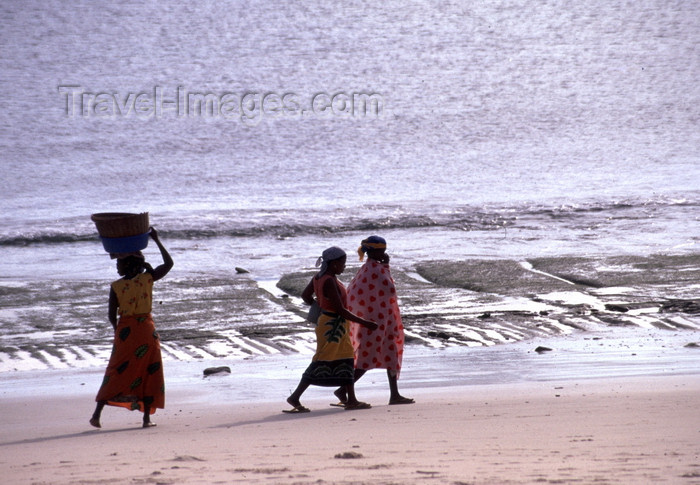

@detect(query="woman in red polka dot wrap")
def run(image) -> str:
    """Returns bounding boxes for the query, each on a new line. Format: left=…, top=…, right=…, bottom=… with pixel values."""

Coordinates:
left=342, top=236, right=414, bottom=405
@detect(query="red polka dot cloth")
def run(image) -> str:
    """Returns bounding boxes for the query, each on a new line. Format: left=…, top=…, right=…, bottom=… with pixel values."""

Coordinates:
left=346, top=259, right=405, bottom=378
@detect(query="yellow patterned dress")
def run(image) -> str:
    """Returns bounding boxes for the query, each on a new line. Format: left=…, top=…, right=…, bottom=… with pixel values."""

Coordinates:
left=301, top=273, right=355, bottom=386
left=95, top=272, right=165, bottom=413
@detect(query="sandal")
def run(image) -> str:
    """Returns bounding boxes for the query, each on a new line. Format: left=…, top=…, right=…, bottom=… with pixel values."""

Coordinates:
left=282, top=405, right=311, bottom=414
left=344, top=401, right=372, bottom=410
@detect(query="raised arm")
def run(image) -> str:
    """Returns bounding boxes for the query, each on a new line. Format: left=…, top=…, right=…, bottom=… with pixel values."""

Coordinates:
left=148, top=227, right=173, bottom=282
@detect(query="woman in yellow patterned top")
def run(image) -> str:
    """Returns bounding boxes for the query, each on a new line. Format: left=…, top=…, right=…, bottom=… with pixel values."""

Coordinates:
left=285, top=247, right=378, bottom=413
left=90, top=227, right=173, bottom=429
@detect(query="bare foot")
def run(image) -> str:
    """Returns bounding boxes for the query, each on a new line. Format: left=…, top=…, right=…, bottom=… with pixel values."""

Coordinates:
left=89, top=417, right=101, bottom=428
left=389, top=395, right=415, bottom=405
left=286, top=396, right=302, bottom=408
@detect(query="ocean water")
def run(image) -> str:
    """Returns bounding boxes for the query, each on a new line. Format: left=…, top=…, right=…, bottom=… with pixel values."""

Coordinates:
left=1, top=1, right=699, bottom=372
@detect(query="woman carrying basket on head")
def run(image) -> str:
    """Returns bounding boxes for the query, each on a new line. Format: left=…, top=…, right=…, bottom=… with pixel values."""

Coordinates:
left=90, top=228, right=173, bottom=429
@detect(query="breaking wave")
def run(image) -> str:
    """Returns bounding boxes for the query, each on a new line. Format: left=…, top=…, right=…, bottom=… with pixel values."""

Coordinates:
left=1, top=195, right=697, bottom=247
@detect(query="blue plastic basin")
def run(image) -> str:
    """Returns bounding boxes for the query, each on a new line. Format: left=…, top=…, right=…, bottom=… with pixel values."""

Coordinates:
left=100, top=232, right=150, bottom=253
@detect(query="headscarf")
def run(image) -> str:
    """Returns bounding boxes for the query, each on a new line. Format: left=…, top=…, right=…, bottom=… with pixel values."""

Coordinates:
left=315, top=246, right=346, bottom=278
left=357, top=235, right=387, bottom=261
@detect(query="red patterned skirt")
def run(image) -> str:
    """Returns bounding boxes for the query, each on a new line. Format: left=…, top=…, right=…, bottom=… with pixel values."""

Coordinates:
left=95, top=314, right=165, bottom=413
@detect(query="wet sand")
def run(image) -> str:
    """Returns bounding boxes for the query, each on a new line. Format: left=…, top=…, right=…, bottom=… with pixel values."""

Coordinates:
left=1, top=329, right=699, bottom=485
left=1, top=253, right=699, bottom=483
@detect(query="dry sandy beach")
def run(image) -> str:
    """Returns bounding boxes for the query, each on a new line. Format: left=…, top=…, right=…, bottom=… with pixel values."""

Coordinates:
left=2, top=328, right=699, bottom=485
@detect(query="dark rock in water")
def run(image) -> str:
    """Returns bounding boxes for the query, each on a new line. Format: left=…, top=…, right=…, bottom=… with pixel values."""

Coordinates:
left=659, top=300, right=700, bottom=314
left=477, top=312, right=491, bottom=319
left=539, top=310, right=549, bottom=316
left=606, top=319, right=633, bottom=326
left=567, top=277, right=605, bottom=288
left=277, top=270, right=317, bottom=297
left=573, top=304, right=593, bottom=315
left=235, top=267, right=250, bottom=274
left=535, top=346, right=552, bottom=353
left=415, top=259, right=574, bottom=295
left=404, top=334, right=422, bottom=344
left=203, top=366, right=231, bottom=376
left=605, top=304, right=629, bottom=313
left=335, top=451, right=363, bottom=459
left=685, top=342, right=699, bottom=348
left=428, top=331, right=451, bottom=340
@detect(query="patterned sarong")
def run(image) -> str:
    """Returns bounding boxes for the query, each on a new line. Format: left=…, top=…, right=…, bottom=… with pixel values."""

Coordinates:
left=347, top=259, right=405, bottom=377
left=302, top=312, right=355, bottom=387
left=95, top=313, right=165, bottom=413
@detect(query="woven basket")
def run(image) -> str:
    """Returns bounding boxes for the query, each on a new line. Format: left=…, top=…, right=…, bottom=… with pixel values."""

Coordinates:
left=91, top=212, right=150, bottom=238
